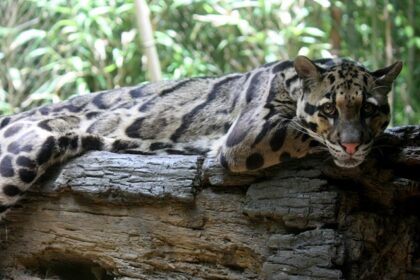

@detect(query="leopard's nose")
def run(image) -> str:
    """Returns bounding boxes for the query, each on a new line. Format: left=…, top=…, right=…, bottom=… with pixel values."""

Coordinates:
left=341, top=143, right=359, bottom=155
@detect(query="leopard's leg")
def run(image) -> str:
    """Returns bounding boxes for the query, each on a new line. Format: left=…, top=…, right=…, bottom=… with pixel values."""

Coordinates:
left=0, top=120, right=105, bottom=216
left=217, top=110, right=319, bottom=172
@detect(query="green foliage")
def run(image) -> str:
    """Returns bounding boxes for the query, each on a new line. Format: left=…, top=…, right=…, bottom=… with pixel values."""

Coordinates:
left=0, top=0, right=141, bottom=112
left=0, top=0, right=418, bottom=124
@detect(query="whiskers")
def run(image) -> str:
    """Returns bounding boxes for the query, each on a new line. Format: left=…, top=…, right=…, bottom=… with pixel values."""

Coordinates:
left=310, top=146, right=329, bottom=152
left=289, top=118, right=326, bottom=145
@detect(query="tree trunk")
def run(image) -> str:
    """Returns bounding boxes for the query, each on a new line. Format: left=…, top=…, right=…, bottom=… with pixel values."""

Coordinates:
left=0, top=126, right=419, bottom=280
left=329, top=3, right=341, bottom=56
left=135, top=0, right=162, bottom=82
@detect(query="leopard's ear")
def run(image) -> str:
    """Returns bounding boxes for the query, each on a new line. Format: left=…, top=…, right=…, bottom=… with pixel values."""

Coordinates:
left=371, top=61, right=402, bottom=95
left=294, top=56, right=322, bottom=81
left=372, top=61, right=403, bottom=85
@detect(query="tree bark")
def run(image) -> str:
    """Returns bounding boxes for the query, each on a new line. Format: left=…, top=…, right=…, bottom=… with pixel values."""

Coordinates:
left=329, top=3, right=341, bottom=56
left=135, top=0, right=162, bottom=82
left=0, top=126, right=419, bottom=280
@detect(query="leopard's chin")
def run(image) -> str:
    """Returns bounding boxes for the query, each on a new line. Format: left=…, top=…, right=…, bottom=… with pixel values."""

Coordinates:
left=333, top=158, right=364, bottom=168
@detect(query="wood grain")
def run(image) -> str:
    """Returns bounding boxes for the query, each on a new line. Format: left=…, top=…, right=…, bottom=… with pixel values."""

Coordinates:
left=1, top=126, right=419, bottom=280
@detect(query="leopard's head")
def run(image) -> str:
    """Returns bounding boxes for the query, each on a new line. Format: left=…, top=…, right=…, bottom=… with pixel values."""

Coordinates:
left=294, top=56, right=402, bottom=168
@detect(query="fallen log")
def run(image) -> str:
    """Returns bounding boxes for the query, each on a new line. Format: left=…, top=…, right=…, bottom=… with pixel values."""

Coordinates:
left=0, top=126, right=419, bottom=280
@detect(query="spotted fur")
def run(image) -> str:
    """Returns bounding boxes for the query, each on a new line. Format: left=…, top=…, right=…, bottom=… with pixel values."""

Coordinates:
left=0, top=56, right=402, bottom=215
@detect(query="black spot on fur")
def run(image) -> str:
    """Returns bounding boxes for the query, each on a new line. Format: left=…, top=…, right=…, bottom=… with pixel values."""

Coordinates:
left=17, top=156, right=36, bottom=169
left=301, top=133, right=310, bottom=142
left=272, top=60, right=293, bottom=73
left=220, top=153, right=229, bottom=170
left=226, top=126, right=249, bottom=147
left=301, top=80, right=312, bottom=94
left=38, top=120, right=52, bottom=131
left=302, top=120, right=318, bottom=132
left=230, top=73, right=250, bottom=113
left=0, top=204, right=10, bottom=213
left=285, top=75, right=299, bottom=88
left=253, top=122, right=271, bottom=147
left=69, top=136, right=79, bottom=150
left=112, top=140, right=137, bottom=151
left=86, top=112, right=100, bottom=119
left=125, top=150, right=155, bottom=155
left=125, top=117, right=145, bottom=138
left=92, top=92, right=108, bottom=109
left=51, top=105, right=65, bottom=113
left=223, top=123, right=231, bottom=133
left=246, top=71, right=263, bottom=103
left=308, top=122, right=318, bottom=131
left=160, top=80, right=192, bottom=96
left=309, top=140, right=319, bottom=147
left=267, top=76, right=283, bottom=103
left=58, top=136, right=72, bottom=151
left=166, top=146, right=207, bottom=155
left=7, top=142, right=32, bottom=154
left=129, top=87, right=145, bottom=98
left=0, top=155, right=14, bottom=177
left=139, top=80, right=192, bottom=112
left=39, top=106, right=50, bottom=115
left=138, top=96, right=158, bottom=112
left=4, top=123, right=23, bottom=137
left=270, top=126, right=288, bottom=151
left=304, top=103, right=317, bottom=115
left=150, top=142, right=173, bottom=151
left=280, top=152, right=291, bottom=162
left=327, top=74, right=335, bottom=84
left=63, top=104, right=83, bottom=113
left=111, top=140, right=127, bottom=151
left=82, top=136, right=103, bottom=150
left=171, top=75, right=242, bottom=142
left=0, top=117, right=11, bottom=129
left=246, top=153, right=264, bottom=170
left=185, top=146, right=208, bottom=155
left=163, top=149, right=187, bottom=155
left=3, top=185, right=21, bottom=196
left=363, top=75, right=368, bottom=85
left=19, top=169, right=37, bottom=183
left=36, top=136, right=56, bottom=165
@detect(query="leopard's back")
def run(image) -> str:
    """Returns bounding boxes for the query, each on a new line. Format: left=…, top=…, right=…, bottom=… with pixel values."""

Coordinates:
left=0, top=56, right=401, bottom=215
left=0, top=73, right=252, bottom=156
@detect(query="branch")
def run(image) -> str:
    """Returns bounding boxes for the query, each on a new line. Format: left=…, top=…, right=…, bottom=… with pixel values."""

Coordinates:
left=0, top=126, right=419, bottom=280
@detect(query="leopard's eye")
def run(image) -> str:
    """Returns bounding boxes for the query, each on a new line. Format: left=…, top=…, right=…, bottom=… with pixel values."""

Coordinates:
left=363, top=103, right=377, bottom=116
left=320, top=102, right=336, bottom=117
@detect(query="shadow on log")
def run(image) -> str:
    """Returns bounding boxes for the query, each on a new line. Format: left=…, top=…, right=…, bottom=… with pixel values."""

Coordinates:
left=0, top=126, right=419, bottom=280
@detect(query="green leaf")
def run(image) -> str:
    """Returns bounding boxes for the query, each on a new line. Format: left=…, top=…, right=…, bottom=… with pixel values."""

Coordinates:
left=8, top=68, right=22, bottom=91
left=90, top=6, right=111, bottom=17
left=27, top=48, right=50, bottom=60
left=10, top=29, right=46, bottom=50
left=304, top=27, right=325, bottom=37
left=0, top=101, right=12, bottom=115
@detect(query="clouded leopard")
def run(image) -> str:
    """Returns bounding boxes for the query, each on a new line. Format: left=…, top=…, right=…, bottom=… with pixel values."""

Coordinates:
left=0, top=56, right=402, bottom=215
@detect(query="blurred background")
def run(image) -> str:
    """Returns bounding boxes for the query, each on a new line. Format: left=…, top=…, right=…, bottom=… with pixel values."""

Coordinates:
left=0, top=0, right=418, bottom=125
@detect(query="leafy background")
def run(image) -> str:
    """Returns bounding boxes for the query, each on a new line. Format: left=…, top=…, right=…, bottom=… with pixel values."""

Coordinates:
left=0, top=0, right=418, bottom=125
